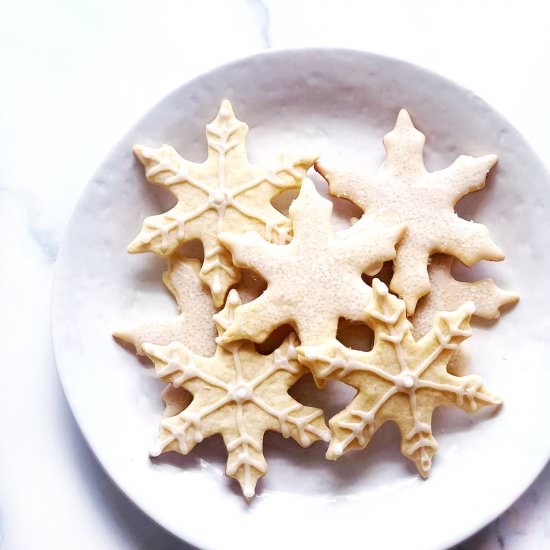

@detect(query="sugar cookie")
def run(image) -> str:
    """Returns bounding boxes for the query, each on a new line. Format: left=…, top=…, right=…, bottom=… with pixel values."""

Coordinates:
left=113, top=255, right=216, bottom=356
left=298, top=279, right=501, bottom=477
left=412, top=255, right=519, bottom=337
left=316, top=109, right=504, bottom=314
left=129, top=100, right=316, bottom=307
left=219, top=179, right=405, bottom=346
left=142, top=290, right=330, bottom=498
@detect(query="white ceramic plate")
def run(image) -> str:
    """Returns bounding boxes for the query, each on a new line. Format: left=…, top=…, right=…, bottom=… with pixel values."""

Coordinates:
left=52, top=49, right=550, bottom=550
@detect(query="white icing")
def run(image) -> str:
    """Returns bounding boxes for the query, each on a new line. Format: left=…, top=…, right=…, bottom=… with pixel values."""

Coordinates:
left=396, top=373, right=415, bottom=389
left=136, top=107, right=302, bottom=268
left=146, top=325, right=329, bottom=496
left=303, top=280, right=498, bottom=472
left=208, top=189, right=230, bottom=208
left=227, top=380, right=254, bottom=403
left=202, top=246, right=237, bottom=280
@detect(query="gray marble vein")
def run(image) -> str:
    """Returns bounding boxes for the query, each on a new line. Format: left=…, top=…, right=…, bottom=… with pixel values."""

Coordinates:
left=246, top=0, right=272, bottom=48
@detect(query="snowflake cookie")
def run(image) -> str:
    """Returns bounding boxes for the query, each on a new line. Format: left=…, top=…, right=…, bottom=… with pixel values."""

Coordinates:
left=113, top=255, right=216, bottom=356
left=298, top=279, right=501, bottom=477
left=129, top=100, right=317, bottom=307
left=218, top=179, right=405, bottom=346
left=412, top=255, right=519, bottom=338
left=316, top=109, right=504, bottom=314
left=142, top=290, right=330, bottom=498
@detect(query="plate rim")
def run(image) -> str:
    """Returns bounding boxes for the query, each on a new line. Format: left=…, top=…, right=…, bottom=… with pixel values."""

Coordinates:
left=51, top=46, right=550, bottom=550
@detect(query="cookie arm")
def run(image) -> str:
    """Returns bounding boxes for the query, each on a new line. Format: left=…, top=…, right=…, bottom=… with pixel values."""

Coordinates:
left=272, top=152, right=319, bottom=189
left=340, top=220, right=406, bottom=276
left=134, top=144, right=193, bottom=187
left=390, top=238, right=431, bottom=315
left=315, top=161, right=370, bottom=207
left=436, top=154, right=497, bottom=204
left=438, top=214, right=504, bottom=265
left=219, top=231, right=284, bottom=278
left=219, top=291, right=290, bottom=344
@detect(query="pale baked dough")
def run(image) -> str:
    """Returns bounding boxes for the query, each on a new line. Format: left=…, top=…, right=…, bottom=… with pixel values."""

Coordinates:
left=130, top=100, right=316, bottom=306
left=299, top=280, right=501, bottom=476
left=142, top=290, right=330, bottom=498
left=317, top=110, right=504, bottom=314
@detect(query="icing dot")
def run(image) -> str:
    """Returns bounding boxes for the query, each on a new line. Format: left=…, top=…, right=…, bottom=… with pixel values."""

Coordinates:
left=236, top=387, right=248, bottom=400
left=229, top=383, right=253, bottom=403
left=209, top=189, right=229, bottom=207
left=395, top=373, right=416, bottom=390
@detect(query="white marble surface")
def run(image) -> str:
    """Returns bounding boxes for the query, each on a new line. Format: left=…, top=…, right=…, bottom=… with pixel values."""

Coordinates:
left=0, top=1, right=548, bottom=548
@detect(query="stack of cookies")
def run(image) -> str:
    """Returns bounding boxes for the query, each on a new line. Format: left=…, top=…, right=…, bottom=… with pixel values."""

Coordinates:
left=115, top=100, right=518, bottom=498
